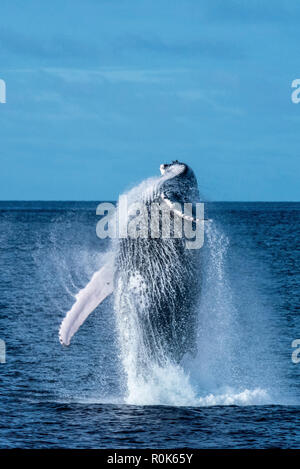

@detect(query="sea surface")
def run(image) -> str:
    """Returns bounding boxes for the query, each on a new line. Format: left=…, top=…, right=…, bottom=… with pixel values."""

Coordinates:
left=0, top=201, right=299, bottom=448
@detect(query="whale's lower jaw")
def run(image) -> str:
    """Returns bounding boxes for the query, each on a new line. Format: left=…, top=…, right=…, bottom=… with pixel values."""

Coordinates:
left=114, top=237, right=200, bottom=366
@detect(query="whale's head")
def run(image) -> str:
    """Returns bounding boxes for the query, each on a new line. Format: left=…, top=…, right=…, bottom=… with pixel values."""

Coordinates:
left=158, top=160, right=199, bottom=203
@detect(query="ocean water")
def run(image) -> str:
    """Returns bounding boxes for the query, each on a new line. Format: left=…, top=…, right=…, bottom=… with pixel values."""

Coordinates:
left=0, top=201, right=299, bottom=448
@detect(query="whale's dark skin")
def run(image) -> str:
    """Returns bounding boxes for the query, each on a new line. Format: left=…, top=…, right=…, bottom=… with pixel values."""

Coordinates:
left=114, top=162, right=201, bottom=366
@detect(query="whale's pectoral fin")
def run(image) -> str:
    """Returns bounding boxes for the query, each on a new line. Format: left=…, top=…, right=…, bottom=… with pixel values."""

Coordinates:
left=160, top=193, right=209, bottom=222
left=160, top=193, right=200, bottom=222
left=59, top=263, right=114, bottom=346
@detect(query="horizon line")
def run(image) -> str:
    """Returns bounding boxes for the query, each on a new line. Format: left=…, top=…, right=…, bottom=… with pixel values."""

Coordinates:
left=0, top=200, right=299, bottom=204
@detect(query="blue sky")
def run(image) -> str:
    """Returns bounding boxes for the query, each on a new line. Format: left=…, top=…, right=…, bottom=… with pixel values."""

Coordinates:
left=0, top=0, right=300, bottom=200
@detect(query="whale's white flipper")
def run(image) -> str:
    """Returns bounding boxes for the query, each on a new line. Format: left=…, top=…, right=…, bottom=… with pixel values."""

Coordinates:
left=59, top=263, right=114, bottom=346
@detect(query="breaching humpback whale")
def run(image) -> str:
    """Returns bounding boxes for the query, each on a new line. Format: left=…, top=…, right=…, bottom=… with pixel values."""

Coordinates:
left=59, top=161, right=202, bottom=365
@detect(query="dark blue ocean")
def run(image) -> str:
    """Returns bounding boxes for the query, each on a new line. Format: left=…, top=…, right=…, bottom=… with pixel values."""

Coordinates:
left=0, top=201, right=299, bottom=448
